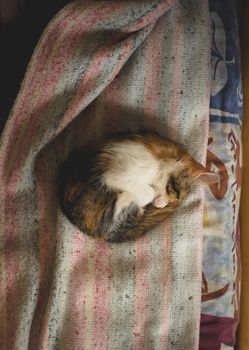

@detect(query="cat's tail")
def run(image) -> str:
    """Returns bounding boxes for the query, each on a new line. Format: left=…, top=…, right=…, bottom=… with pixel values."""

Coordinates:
left=106, top=201, right=180, bottom=243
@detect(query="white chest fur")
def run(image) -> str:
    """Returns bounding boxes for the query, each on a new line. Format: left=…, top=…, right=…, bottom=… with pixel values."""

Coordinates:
left=102, top=141, right=176, bottom=213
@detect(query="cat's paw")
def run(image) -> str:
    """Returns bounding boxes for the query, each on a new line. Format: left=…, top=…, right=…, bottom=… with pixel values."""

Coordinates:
left=153, top=196, right=168, bottom=208
left=138, top=207, right=144, bottom=216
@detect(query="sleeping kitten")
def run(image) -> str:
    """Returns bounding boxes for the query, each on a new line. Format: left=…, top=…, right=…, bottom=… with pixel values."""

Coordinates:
left=58, top=131, right=219, bottom=242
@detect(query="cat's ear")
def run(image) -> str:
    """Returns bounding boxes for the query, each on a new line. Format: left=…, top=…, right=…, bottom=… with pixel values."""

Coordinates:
left=192, top=171, right=220, bottom=184
left=190, top=161, right=220, bottom=184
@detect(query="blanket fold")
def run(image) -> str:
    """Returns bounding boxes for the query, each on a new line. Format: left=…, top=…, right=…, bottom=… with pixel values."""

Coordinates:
left=0, top=1, right=211, bottom=349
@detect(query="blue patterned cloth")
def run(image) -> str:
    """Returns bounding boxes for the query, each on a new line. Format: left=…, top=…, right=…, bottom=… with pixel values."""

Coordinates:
left=200, top=1, right=242, bottom=349
left=210, top=0, right=242, bottom=123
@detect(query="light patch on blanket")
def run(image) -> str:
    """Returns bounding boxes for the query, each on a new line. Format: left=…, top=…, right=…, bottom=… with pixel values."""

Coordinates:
left=221, top=344, right=234, bottom=350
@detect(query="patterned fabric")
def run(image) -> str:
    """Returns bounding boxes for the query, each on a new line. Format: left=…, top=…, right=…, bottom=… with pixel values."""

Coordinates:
left=200, top=1, right=242, bottom=349
left=0, top=1, right=211, bottom=349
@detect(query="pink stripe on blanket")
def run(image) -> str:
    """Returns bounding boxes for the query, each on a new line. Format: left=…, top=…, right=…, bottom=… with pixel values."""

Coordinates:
left=143, top=16, right=164, bottom=128
left=134, top=235, right=150, bottom=350
left=92, top=241, right=110, bottom=349
left=4, top=193, right=18, bottom=350
left=27, top=155, right=58, bottom=350
left=159, top=223, right=173, bottom=347
left=169, top=2, right=182, bottom=141
left=63, top=232, right=89, bottom=350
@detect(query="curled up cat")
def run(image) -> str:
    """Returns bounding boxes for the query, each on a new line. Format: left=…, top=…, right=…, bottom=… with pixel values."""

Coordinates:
left=58, top=130, right=219, bottom=243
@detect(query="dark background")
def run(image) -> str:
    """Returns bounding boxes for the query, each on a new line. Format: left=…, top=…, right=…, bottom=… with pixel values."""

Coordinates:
left=0, top=0, right=71, bottom=133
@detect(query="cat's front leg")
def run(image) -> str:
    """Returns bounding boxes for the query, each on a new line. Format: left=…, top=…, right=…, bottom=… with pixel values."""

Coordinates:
left=132, top=184, right=156, bottom=208
left=114, top=184, right=155, bottom=218
left=114, top=192, right=137, bottom=218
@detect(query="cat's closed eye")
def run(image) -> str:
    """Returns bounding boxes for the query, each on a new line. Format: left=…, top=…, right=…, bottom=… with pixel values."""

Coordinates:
left=170, top=176, right=180, bottom=199
left=166, top=176, right=181, bottom=199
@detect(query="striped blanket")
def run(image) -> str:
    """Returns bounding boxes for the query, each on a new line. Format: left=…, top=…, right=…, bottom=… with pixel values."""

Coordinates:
left=0, top=1, right=211, bottom=349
